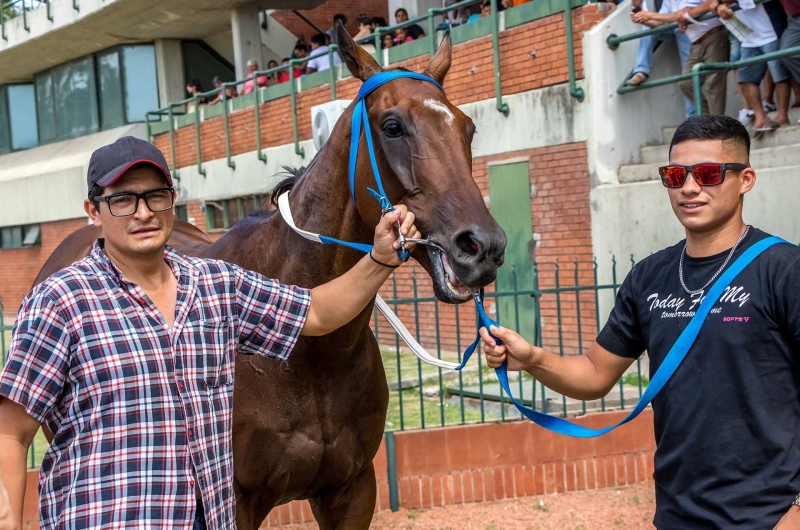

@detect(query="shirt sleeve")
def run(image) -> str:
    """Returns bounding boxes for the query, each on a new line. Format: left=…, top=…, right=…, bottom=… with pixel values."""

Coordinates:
left=774, top=256, right=800, bottom=349
left=596, top=268, right=647, bottom=359
left=234, top=266, right=311, bottom=360
left=0, top=292, right=71, bottom=424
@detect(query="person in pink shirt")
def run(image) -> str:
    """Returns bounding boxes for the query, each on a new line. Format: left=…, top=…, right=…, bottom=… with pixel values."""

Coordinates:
left=242, top=59, right=268, bottom=95
left=394, top=27, right=413, bottom=44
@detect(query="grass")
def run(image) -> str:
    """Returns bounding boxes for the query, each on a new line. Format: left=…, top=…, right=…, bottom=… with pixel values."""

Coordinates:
left=381, top=349, right=447, bottom=385
left=385, top=385, right=491, bottom=431
left=621, top=372, right=649, bottom=388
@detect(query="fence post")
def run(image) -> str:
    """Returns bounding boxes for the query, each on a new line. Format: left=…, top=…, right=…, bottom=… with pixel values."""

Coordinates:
left=46, top=0, right=53, bottom=22
left=222, top=84, right=236, bottom=169
left=22, top=2, right=29, bottom=32
left=73, top=0, right=79, bottom=12
left=253, top=77, right=267, bottom=164
left=490, top=0, right=510, bottom=115
left=289, top=63, right=305, bottom=158
left=167, top=105, right=179, bottom=182
left=194, top=95, right=206, bottom=177
left=692, top=63, right=704, bottom=116
left=385, top=432, right=400, bottom=512
left=328, top=45, right=338, bottom=100
left=564, top=0, right=585, bottom=101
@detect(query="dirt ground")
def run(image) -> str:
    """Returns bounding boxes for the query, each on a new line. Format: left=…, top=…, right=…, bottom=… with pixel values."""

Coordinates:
left=283, top=483, right=656, bottom=530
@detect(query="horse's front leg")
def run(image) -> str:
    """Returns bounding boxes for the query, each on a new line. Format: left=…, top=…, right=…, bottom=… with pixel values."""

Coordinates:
left=309, top=462, right=377, bottom=530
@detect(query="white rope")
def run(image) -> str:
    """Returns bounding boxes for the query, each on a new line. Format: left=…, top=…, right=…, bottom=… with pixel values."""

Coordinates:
left=277, top=192, right=460, bottom=370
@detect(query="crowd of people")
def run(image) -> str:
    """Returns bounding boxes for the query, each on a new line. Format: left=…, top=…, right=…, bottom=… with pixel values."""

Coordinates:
left=627, top=0, right=800, bottom=132
left=183, top=1, right=531, bottom=110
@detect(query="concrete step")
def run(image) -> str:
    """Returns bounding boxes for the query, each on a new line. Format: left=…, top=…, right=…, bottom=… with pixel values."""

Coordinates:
left=620, top=143, right=800, bottom=184
left=661, top=107, right=800, bottom=144
left=643, top=124, right=800, bottom=165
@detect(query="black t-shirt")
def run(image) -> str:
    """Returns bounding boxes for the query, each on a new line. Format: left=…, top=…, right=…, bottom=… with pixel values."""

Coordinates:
left=406, top=23, right=426, bottom=39
left=597, top=228, right=800, bottom=529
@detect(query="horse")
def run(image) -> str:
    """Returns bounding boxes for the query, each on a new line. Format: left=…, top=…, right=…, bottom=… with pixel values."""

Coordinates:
left=32, top=24, right=507, bottom=529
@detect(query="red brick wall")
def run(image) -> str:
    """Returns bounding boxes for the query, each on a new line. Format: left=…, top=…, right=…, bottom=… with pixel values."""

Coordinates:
left=0, top=217, right=89, bottom=316
left=152, top=4, right=611, bottom=169
left=271, top=0, right=389, bottom=41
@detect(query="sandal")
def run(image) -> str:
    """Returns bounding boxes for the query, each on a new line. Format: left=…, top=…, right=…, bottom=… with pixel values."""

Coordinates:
left=754, top=120, right=780, bottom=132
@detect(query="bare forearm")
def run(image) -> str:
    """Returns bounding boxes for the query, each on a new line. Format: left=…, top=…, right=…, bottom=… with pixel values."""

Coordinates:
left=305, top=255, right=392, bottom=336
left=0, top=437, right=29, bottom=527
left=525, top=349, right=621, bottom=401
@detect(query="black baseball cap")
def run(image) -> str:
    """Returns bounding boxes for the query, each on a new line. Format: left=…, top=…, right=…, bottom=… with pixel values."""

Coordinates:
left=87, top=136, right=172, bottom=193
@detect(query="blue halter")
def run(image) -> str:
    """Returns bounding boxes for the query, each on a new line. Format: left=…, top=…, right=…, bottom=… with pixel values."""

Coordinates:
left=313, top=71, right=444, bottom=261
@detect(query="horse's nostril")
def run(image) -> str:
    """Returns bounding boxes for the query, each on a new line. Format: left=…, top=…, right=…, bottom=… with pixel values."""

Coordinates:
left=454, top=230, right=483, bottom=257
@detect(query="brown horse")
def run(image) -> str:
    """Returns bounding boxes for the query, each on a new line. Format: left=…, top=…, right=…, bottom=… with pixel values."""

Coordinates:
left=33, top=25, right=506, bottom=529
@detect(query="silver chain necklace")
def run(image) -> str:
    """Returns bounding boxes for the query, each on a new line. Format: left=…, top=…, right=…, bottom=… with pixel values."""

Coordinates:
left=679, top=225, right=750, bottom=295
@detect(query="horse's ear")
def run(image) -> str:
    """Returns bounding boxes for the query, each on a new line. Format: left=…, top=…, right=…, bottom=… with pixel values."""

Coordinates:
left=336, top=20, right=382, bottom=82
left=423, top=32, right=452, bottom=85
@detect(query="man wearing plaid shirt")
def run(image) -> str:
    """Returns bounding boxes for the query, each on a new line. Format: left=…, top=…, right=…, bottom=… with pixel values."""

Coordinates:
left=0, top=136, right=422, bottom=530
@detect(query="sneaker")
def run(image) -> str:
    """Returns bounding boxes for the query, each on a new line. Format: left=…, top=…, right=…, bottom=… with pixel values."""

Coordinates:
left=763, top=100, right=777, bottom=112
left=738, top=108, right=754, bottom=125
left=626, top=72, right=649, bottom=86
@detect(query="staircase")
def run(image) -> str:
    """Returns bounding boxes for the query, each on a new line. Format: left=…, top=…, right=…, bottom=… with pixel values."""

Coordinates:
left=619, top=109, right=800, bottom=184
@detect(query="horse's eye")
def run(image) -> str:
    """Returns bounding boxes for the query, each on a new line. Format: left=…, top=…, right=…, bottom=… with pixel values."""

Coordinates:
left=382, top=120, right=403, bottom=138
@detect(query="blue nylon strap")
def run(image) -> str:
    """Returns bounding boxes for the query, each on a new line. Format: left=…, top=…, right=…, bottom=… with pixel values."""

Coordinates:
left=461, top=236, right=787, bottom=438
left=318, top=235, right=374, bottom=254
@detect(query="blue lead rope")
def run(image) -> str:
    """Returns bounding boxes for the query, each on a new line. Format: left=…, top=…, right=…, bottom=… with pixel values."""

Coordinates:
left=461, top=236, right=787, bottom=438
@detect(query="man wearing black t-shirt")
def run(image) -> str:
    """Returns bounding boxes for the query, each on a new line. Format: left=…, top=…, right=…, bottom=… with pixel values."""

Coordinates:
left=480, top=116, right=800, bottom=529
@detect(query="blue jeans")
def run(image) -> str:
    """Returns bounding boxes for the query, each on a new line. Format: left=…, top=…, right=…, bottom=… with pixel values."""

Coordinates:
left=634, top=28, right=695, bottom=117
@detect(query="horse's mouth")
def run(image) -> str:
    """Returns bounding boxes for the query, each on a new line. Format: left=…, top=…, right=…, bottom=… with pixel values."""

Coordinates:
left=428, top=248, right=473, bottom=303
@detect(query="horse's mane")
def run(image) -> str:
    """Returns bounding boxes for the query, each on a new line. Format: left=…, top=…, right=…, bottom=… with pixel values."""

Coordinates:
left=247, top=166, right=306, bottom=218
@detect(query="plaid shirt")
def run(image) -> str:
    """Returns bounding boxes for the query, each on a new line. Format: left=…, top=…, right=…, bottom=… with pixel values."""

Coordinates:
left=0, top=240, right=310, bottom=530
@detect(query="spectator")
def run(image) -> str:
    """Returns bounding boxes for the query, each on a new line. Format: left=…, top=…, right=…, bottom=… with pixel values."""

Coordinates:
left=207, top=76, right=225, bottom=106
left=394, top=27, right=414, bottom=44
left=242, top=59, right=268, bottom=95
left=267, top=59, right=280, bottom=85
left=371, top=16, right=388, bottom=31
left=395, top=8, right=426, bottom=39
left=481, top=0, right=493, bottom=17
left=305, top=33, right=343, bottom=74
left=278, top=58, right=303, bottom=83
left=185, top=78, right=207, bottom=112
left=628, top=0, right=695, bottom=118
left=718, top=0, right=790, bottom=130
left=291, top=35, right=307, bottom=59
left=326, top=13, right=347, bottom=46
left=382, top=33, right=395, bottom=48
left=354, top=16, right=373, bottom=40
left=778, top=0, right=800, bottom=97
left=444, top=0, right=472, bottom=25
left=675, top=0, right=730, bottom=116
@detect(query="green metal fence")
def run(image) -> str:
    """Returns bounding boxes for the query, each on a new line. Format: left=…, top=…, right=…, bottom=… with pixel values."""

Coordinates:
left=607, top=0, right=800, bottom=115
left=372, top=256, right=647, bottom=433
left=144, top=0, right=592, bottom=177
left=2, top=256, right=645, bottom=469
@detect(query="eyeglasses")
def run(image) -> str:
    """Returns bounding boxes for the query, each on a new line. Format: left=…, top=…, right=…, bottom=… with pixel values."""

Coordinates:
left=658, top=163, right=748, bottom=188
left=94, top=187, right=175, bottom=217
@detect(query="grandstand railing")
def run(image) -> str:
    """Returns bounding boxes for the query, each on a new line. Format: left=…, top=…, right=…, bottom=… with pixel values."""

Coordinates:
left=143, top=0, right=592, bottom=180
left=606, top=0, right=800, bottom=115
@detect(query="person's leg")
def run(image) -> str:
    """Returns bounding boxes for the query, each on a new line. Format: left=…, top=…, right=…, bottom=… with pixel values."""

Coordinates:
left=763, top=70, right=776, bottom=109
left=679, top=41, right=710, bottom=115
left=633, top=32, right=658, bottom=76
left=780, top=17, right=800, bottom=83
left=675, top=30, right=696, bottom=117
left=701, top=30, right=730, bottom=116
left=764, top=39, right=792, bottom=124
left=739, top=45, right=772, bottom=128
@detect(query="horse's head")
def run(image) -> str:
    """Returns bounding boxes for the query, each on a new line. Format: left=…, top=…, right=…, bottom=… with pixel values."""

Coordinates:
left=336, top=24, right=507, bottom=304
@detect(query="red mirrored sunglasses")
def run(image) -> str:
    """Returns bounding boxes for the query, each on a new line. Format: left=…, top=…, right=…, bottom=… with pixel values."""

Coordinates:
left=658, top=163, right=748, bottom=188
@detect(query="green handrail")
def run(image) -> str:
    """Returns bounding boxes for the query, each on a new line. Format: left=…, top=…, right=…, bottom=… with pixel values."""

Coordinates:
left=607, top=0, right=767, bottom=50
left=22, top=1, right=28, bottom=32
left=563, top=0, right=584, bottom=102
left=221, top=82, right=236, bottom=169
left=73, top=0, right=78, bottom=12
left=145, top=113, right=151, bottom=143
left=252, top=78, right=267, bottom=164
left=46, top=0, right=52, bottom=22
left=193, top=95, right=206, bottom=177
left=328, top=44, right=338, bottom=100
left=691, top=44, right=800, bottom=115
left=1, top=3, right=6, bottom=41
left=491, top=0, right=511, bottom=114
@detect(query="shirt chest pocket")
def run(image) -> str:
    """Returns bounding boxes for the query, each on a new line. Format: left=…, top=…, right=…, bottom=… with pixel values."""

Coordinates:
left=185, top=318, right=237, bottom=388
